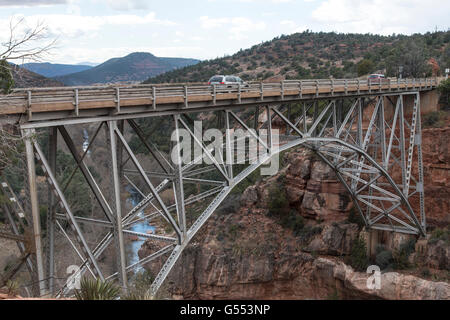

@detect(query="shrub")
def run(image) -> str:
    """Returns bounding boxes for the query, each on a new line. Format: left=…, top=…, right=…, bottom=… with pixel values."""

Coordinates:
left=326, top=288, right=341, bottom=300
left=429, top=228, right=450, bottom=245
left=280, top=213, right=305, bottom=236
left=421, top=268, right=431, bottom=278
left=6, top=279, right=19, bottom=296
left=422, top=111, right=446, bottom=128
left=357, top=59, right=375, bottom=76
left=297, top=225, right=323, bottom=242
left=122, top=270, right=154, bottom=300
left=438, top=79, right=450, bottom=109
left=392, top=239, right=416, bottom=270
left=347, top=207, right=365, bottom=230
left=267, top=184, right=290, bottom=217
left=75, top=278, right=121, bottom=300
left=375, top=250, right=393, bottom=270
left=347, top=238, right=369, bottom=272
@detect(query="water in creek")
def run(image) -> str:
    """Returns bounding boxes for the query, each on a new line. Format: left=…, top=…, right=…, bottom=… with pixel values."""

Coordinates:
left=127, top=187, right=156, bottom=273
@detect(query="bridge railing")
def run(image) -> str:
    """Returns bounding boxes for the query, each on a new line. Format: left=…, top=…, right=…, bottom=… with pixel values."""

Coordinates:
left=0, top=77, right=439, bottom=115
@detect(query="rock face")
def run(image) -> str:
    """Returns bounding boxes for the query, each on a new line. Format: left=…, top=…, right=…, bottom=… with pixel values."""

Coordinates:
left=422, top=240, right=450, bottom=271
left=253, top=149, right=353, bottom=222
left=420, top=126, right=450, bottom=227
left=142, top=215, right=449, bottom=300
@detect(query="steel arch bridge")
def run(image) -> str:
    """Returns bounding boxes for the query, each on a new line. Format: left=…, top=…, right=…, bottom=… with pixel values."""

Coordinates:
left=0, top=78, right=437, bottom=297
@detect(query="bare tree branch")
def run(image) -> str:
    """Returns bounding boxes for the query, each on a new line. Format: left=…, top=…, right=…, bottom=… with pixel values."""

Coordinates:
left=0, top=17, right=58, bottom=94
left=1, top=17, right=58, bottom=62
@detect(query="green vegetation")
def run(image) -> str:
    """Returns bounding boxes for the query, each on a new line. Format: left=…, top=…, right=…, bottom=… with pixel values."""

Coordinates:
left=347, top=206, right=365, bottom=230
left=357, top=59, right=375, bottom=77
left=422, top=111, right=447, bottom=128
left=266, top=181, right=309, bottom=236
left=267, top=182, right=290, bottom=217
left=392, top=239, right=416, bottom=270
left=230, top=168, right=261, bottom=195
left=0, top=59, right=14, bottom=94
left=375, top=247, right=393, bottom=270
left=429, top=228, right=450, bottom=245
left=122, top=270, right=154, bottom=300
left=128, top=117, right=173, bottom=154
left=347, top=238, right=369, bottom=272
left=5, top=279, right=20, bottom=296
left=297, top=225, right=323, bottom=242
left=438, top=79, right=450, bottom=109
left=326, top=288, right=341, bottom=300
left=75, top=277, right=121, bottom=300
left=265, top=180, right=324, bottom=240
left=374, top=239, right=417, bottom=271
left=421, top=268, right=431, bottom=278
left=279, top=214, right=305, bottom=236
left=55, top=150, right=93, bottom=217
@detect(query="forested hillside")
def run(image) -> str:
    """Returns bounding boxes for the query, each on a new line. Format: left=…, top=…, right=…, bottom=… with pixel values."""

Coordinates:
left=146, top=31, right=450, bottom=84
left=22, top=62, right=93, bottom=78
left=10, top=64, right=63, bottom=88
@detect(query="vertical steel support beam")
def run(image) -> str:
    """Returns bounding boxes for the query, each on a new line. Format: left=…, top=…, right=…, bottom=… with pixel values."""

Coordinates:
left=266, top=106, right=273, bottom=153
left=415, top=94, right=426, bottom=231
left=286, top=105, right=291, bottom=135
left=254, top=106, right=259, bottom=132
left=225, top=111, right=233, bottom=179
left=23, top=129, right=46, bottom=297
left=398, top=95, right=408, bottom=195
left=303, top=102, right=307, bottom=133
left=332, top=101, right=338, bottom=136
left=46, top=127, right=57, bottom=294
left=117, top=120, right=125, bottom=178
left=173, top=115, right=187, bottom=238
left=313, top=101, right=319, bottom=137
left=109, top=121, right=128, bottom=289
left=378, top=97, right=387, bottom=168
left=357, top=98, right=363, bottom=147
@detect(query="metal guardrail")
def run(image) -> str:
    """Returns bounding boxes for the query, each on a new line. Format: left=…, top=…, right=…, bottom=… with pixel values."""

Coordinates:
left=0, top=78, right=439, bottom=118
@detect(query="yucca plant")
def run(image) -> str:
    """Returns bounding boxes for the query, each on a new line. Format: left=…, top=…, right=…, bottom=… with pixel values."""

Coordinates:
left=6, top=279, right=19, bottom=296
left=75, top=277, right=121, bottom=300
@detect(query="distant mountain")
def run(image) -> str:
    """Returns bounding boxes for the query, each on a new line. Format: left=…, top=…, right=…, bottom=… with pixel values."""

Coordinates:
left=22, top=62, right=93, bottom=78
left=10, top=64, right=63, bottom=88
left=76, top=62, right=99, bottom=67
left=55, top=52, right=200, bottom=86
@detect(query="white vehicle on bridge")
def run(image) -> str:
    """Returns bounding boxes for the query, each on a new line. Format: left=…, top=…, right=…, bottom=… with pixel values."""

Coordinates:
left=368, top=73, right=388, bottom=84
left=208, top=75, right=248, bottom=87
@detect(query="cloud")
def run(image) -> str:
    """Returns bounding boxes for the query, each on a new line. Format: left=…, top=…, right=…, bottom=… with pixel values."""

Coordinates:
left=0, top=0, right=67, bottom=6
left=103, top=0, right=149, bottom=11
left=200, top=16, right=266, bottom=40
left=0, top=12, right=177, bottom=40
left=312, top=0, right=450, bottom=35
left=280, top=20, right=307, bottom=33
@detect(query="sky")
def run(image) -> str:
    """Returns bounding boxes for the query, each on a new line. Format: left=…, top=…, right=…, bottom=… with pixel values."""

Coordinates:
left=0, top=0, right=449, bottom=65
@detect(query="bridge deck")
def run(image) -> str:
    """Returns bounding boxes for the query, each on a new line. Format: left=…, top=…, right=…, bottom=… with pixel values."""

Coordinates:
left=0, top=78, right=438, bottom=125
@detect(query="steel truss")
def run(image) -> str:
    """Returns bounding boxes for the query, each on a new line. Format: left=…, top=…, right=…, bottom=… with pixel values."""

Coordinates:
left=1, top=92, right=426, bottom=298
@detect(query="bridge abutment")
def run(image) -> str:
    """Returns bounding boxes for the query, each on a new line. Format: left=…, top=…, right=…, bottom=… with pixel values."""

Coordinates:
left=363, top=229, right=418, bottom=259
